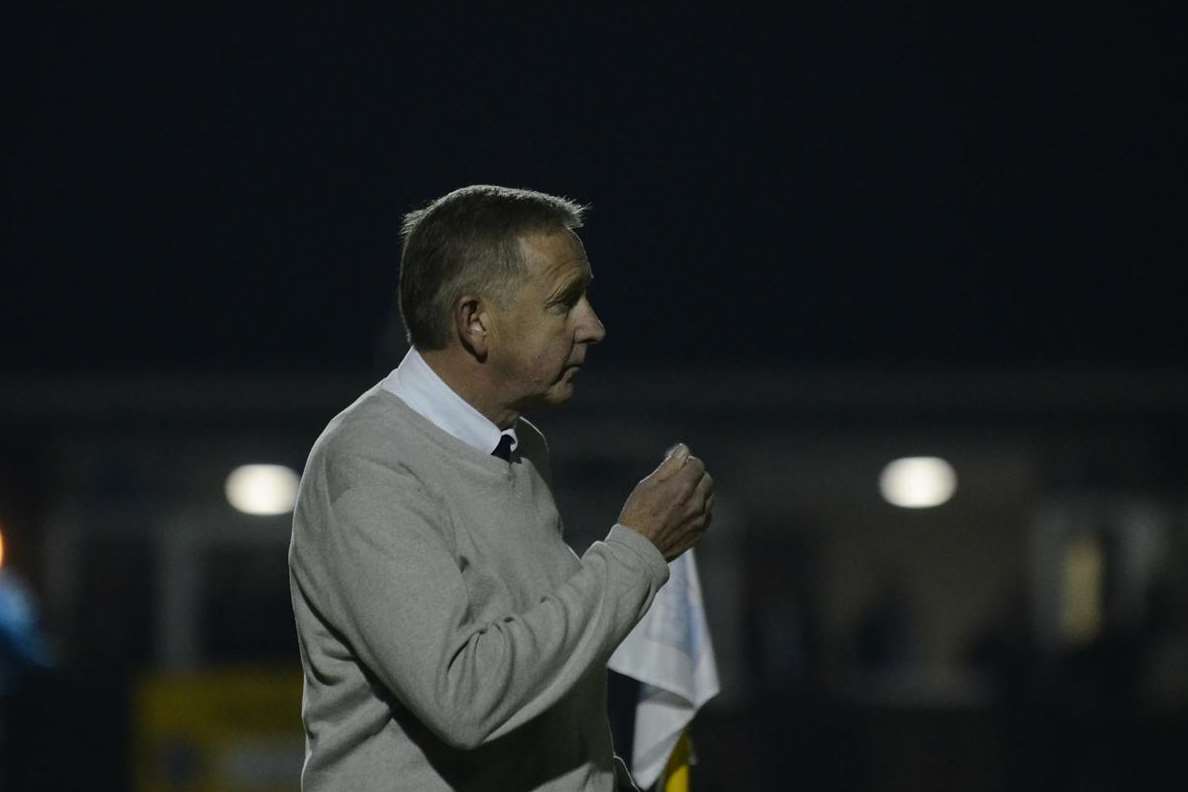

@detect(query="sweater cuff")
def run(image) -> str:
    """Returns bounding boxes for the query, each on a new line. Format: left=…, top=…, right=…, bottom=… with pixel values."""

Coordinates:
left=607, top=523, right=670, bottom=587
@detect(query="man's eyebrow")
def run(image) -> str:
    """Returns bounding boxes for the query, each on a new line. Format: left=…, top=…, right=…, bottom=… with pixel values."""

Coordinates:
left=549, top=271, right=592, bottom=302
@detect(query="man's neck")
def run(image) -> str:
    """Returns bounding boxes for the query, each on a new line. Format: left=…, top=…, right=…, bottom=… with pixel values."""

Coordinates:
left=418, top=347, right=519, bottom=430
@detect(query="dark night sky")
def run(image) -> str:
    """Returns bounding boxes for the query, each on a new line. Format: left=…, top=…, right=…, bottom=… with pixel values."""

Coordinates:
left=5, top=4, right=1186, bottom=375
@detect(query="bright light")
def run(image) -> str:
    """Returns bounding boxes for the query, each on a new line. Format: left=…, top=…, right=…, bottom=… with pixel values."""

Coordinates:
left=879, top=456, right=957, bottom=508
left=0, top=524, right=5, bottom=568
left=225, top=464, right=300, bottom=516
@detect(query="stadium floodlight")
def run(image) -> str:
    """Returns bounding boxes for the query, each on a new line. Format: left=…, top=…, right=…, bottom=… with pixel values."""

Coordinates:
left=225, top=464, right=300, bottom=516
left=878, top=456, right=957, bottom=508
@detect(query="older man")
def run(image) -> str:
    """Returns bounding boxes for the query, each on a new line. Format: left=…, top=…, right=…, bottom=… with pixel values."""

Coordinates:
left=288, top=185, right=713, bottom=791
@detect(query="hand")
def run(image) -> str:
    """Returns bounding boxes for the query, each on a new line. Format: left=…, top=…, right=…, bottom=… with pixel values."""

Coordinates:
left=618, top=443, right=714, bottom=561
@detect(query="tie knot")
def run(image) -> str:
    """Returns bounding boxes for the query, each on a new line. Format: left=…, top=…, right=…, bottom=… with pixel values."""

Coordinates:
left=492, top=434, right=515, bottom=461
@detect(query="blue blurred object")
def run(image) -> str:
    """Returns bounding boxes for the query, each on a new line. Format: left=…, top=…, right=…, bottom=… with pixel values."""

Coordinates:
left=0, top=569, right=52, bottom=692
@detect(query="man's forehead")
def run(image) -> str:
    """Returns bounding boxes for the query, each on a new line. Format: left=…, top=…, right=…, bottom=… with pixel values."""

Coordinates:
left=518, top=230, right=592, bottom=282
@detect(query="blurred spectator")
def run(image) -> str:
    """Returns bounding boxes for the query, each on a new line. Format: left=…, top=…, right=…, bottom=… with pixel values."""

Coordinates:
left=0, top=567, right=53, bottom=790
left=0, top=568, right=51, bottom=692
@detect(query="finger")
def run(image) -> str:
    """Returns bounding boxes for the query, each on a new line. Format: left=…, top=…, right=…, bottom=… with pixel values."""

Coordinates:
left=688, top=512, right=710, bottom=539
left=678, top=455, right=705, bottom=483
left=666, top=539, right=695, bottom=563
left=676, top=465, right=705, bottom=500
left=665, top=442, right=689, bottom=462
left=693, top=473, right=713, bottom=508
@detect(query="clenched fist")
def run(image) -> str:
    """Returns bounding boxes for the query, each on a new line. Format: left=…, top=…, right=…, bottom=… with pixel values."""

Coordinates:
left=618, top=443, right=714, bottom=561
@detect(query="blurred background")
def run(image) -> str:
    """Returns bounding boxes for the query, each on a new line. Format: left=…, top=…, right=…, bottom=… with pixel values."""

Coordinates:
left=3, top=4, right=1187, bottom=790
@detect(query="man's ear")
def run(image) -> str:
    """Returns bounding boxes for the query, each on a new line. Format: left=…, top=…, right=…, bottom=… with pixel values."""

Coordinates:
left=454, top=295, right=490, bottom=361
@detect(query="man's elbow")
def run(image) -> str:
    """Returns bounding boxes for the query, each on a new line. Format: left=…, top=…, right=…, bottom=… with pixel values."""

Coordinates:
left=429, top=716, right=490, bottom=751
left=418, top=690, right=496, bottom=750
left=426, top=640, right=508, bottom=750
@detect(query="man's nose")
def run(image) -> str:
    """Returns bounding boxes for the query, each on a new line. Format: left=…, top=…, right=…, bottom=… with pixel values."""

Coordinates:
left=578, top=303, right=606, bottom=345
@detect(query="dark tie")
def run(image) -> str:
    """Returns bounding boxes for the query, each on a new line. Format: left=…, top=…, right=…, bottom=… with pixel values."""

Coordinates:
left=492, top=434, right=514, bottom=461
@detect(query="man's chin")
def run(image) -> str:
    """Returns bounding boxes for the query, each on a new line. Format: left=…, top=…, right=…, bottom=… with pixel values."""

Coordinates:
left=544, top=384, right=576, bottom=405
left=535, top=380, right=576, bottom=407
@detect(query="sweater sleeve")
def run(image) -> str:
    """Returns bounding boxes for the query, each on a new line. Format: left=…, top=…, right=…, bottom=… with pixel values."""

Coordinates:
left=306, top=454, right=670, bottom=751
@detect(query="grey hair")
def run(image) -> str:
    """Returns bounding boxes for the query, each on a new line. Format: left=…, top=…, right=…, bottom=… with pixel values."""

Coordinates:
left=397, top=185, right=587, bottom=349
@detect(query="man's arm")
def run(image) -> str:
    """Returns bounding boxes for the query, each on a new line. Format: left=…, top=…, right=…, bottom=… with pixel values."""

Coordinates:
left=291, top=453, right=669, bottom=751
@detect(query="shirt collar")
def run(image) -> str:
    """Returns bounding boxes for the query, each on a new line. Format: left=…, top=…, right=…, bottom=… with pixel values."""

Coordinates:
left=381, top=348, right=518, bottom=456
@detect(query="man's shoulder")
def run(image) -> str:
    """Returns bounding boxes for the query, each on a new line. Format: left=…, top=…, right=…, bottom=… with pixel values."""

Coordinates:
left=297, top=385, right=459, bottom=511
left=309, top=385, right=430, bottom=472
left=318, top=384, right=398, bottom=444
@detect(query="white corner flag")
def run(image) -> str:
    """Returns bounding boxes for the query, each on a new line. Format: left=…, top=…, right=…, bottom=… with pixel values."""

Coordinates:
left=608, top=548, right=719, bottom=790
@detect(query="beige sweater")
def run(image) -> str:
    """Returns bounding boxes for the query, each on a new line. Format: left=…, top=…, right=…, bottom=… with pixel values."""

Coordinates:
left=289, top=386, right=670, bottom=791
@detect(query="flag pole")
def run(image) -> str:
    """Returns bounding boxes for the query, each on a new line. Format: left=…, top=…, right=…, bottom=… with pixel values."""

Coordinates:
left=660, top=731, right=693, bottom=792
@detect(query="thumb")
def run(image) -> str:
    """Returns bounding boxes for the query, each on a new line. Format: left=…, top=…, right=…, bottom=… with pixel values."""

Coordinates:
left=657, top=443, right=690, bottom=475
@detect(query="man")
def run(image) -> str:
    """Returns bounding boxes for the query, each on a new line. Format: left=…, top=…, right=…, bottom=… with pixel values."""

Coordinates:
left=288, top=185, right=714, bottom=791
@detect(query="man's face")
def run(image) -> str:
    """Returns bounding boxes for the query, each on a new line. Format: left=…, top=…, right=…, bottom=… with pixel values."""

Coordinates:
left=488, top=229, right=606, bottom=409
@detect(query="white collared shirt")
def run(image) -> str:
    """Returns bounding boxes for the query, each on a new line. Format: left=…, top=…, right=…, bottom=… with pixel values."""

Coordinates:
left=381, top=348, right=518, bottom=457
